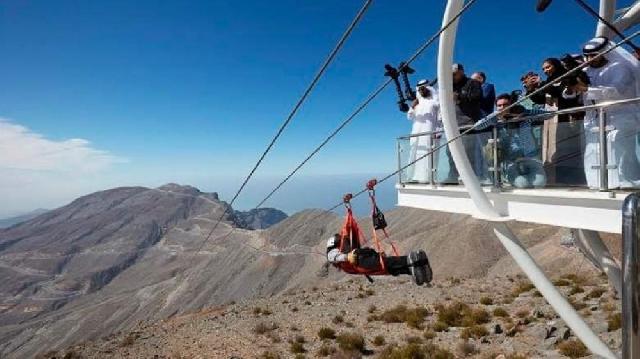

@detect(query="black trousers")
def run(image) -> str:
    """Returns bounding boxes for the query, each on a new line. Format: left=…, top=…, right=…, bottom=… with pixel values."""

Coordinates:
left=355, top=248, right=411, bottom=276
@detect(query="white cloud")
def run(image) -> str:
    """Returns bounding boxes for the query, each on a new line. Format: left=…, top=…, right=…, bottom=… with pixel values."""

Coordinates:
left=0, top=118, right=126, bottom=172
left=0, top=118, right=128, bottom=217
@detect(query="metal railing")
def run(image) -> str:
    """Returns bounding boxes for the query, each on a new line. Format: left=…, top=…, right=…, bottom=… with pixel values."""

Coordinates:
left=397, top=96, right=640, bottom=192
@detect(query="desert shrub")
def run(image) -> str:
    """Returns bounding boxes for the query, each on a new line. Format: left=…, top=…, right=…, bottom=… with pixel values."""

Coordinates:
left=512, top=281, right=535, bottom=297
left=262, top=308, right=272, bottom=316
left=294, top=335, right=306, bottom=344
left=432, top=321, right=449, bottom=332
left=266, top=332, right=281, bottom=343
left=253, top=322, right=278, bottom=335
left=304, top=300, right=312, bottom=306
left=120, top=332, right=138, bottom=347
left=557, top=339, right=588, bottom=358
left=253, top=307, right=263, bottom=315
left=405, top=336, right=423, bottom=344
left=318, top=327, right=336, bottom=340
left=456, top=340, right=477, bottom=356
left=460, top=325, right=489, bottom=339
left=378, top=305, right=430, bottom=329
left=569, top=285, right=585, bottom=295
left=586, top=288, right=606, bottom=299
left=291, top=307, right=299, bottom=312
left=608, top=312, right=622, bottom=331
left=316, top=344, right=336, bottom=357
left=436, top=302, right=469, bottom=327
left=259, top=351, right=281, bottom=359
left=378, top=343, right=454, bottom=359
left=373, top=335, right=386, bottom=346
left=515, top=309, right=530, bottom=319
left=479, top=296, right=493, bottom=305
left=562, top=273, right=587, bottom=285
left=553, top=279, right=571, bottom=286
left=533, top=290, right=543, bottom=297
left=493, top=307, right=509, bottom=317
left=294, top=355, right=305, bottom=359
left=366, top=289, right=375, bottom=296
left=333, top=315, right=344, bottom=324
left=368, top=305, right=377, bottom=313
left=336, top=332, right=366, bottom=353
left=602, top=301, right=617, bottom=312
left=463, top=308, right=491, bottom=326
left=569, top=298, right=587, bottom=311
left=289, top=342, right=306, bottom=354
left=423, top=329, right=436, bottom=340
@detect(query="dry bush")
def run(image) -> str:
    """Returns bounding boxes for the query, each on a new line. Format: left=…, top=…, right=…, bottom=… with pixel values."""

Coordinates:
left=493, top=307, right=509, bottom=318
left=368, top=304, right=377, bottom=313
left=553, top=278, right=571, bottom=286
left=405, top=336, right=423, bottom=344
left=512, top=281, right=535, bottom=297
left=569, top=285, right=585, bottom=295
left=336, top=332, right=366, bottom=353
left=373, top=335, right=386, bottom=346
left=253, top=307, right=262, bottom=315
left=515, top=309, right=530, bottom=319
left=568, top=298, right=587, bottom=311
left=289, top=342, right=306, bottom=354
left=259, top=351, right=281, bottom=359
left=423, top=329, right=436, bottom=340
left=378, top=305, right=430, bottom=329
left=460, top=325, right=489, bottom=339
left=378, top=343, right=454, bottom=359
left=557, top=340, right=588, bottom=358
left=317, top=344, right=336, bottom=357
left=293, top=335, right=306, bottom=344
left=479, top=296, right=493, bottom=305
left=456, top=340, right=477, bottom=356
left=586, top=288, right=606, bottom=299
left=432, top=321, right=449, bottom=332
left=332, top=315, right=345, bottom=324
left=318, top=327, right=336, bottom=340
left=120, top=332, right=138, bottom=347
left=253, top=322, right=278, bottom=335
left=608, top=312, right=622, bottom=331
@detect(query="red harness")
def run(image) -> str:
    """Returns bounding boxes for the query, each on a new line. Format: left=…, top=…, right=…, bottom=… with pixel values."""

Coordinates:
left=333, top=181, right=400, bottom=276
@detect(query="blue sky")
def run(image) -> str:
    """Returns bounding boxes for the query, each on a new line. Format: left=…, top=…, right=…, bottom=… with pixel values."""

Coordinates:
left=0, top=0, right=636, bottom=217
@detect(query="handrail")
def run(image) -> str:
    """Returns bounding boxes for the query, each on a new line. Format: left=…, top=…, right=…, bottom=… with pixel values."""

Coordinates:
left=398, top=95, right=640, bottom=141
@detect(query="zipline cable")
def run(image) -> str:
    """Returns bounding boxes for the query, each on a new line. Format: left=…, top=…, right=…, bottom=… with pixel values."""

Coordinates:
left=254, top=0, right=478, bottom=209
left=191, top=0, right=373, bottom=256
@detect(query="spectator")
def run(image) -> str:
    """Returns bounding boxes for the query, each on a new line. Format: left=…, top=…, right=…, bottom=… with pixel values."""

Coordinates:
left=443, top=63, right=483, bottom=183
left=569, top=37, right=640, bottom=189
left=406, top=80, right=441, bottom=183
left=533, top=57, right=586, bottom=186
left=475, top=93, right=548, bottom=188
left=471, top=71, right=496, bottom=184
left=471, top=71, right=496, bottom=116
left=520, top=71, right=546, bottom=110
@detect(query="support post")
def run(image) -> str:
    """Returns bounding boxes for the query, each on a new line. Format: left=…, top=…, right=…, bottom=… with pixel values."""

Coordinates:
left=576, top=228, right=622, bottom=295
left=429, top=133, right=436, bottom=186
left=622, top=194, right=640, bottom=359
left=598, top=107, right=610, bottom=191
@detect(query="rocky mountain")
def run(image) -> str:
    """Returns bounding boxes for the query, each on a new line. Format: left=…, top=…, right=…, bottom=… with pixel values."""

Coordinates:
left=234, top=208, right=288, bottom=230
left=0, top=183, right=618, bottom=358
left=0, top=209, right=49, bottom=229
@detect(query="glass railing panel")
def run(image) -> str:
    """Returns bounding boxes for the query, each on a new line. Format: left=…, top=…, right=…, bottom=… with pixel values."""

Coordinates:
left=397, top=132, right=438, bottom=185
left=586, top=101, right=640, bottom=190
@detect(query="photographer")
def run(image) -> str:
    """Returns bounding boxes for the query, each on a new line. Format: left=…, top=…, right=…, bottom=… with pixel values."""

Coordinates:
left=443, top=63, right=483, bottom=183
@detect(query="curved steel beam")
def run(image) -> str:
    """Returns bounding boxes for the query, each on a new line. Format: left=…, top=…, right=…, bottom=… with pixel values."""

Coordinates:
left=437, top=1, right=617, bottom=358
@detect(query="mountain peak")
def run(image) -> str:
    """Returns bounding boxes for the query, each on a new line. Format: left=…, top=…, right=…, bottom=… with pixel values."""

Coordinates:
left=157, top=183, right=202, bottom=196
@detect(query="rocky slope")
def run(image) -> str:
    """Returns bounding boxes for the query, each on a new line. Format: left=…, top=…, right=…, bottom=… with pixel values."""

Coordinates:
left=46, top=273, right=621, bottom=358
left=0, top=183, right=619, bottom=358
left=0, top=209, right=49, bottom=229
left=234, top=208, right=289, bottom=230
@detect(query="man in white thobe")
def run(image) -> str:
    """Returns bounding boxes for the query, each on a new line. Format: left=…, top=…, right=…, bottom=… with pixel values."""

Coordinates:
left=567, top=37, right=640, bottom=189
left=406, top=79, right=441, bottom=183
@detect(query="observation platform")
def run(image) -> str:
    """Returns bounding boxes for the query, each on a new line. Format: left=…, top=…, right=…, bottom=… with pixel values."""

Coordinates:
left=396, top=183, right=629, bottom=233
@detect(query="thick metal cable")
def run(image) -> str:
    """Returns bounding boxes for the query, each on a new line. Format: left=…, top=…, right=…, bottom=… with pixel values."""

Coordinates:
left=254, top=0, right=479, bottom=209
left=191, top=0, right=373, bottom=256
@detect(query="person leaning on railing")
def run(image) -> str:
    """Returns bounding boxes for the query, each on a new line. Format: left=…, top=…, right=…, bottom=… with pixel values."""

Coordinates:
left=473, top=93, right=549, bottom=189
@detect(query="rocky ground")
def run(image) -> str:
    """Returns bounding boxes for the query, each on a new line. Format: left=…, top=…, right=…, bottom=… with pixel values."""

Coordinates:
left=43, top=271, right=621, bottom=359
